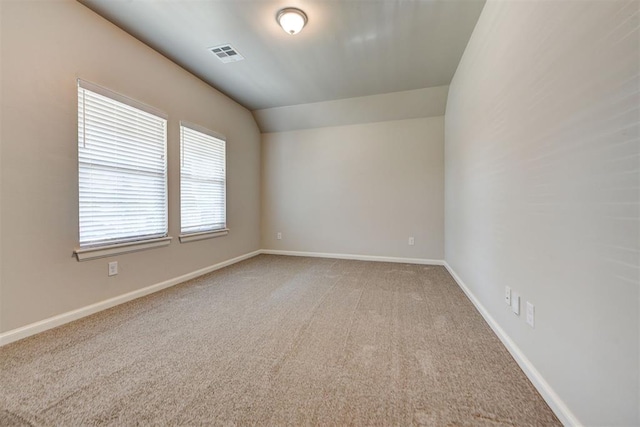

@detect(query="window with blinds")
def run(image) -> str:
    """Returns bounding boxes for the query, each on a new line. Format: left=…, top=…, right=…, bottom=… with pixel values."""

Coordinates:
left=77, top=80, right=168, bottom=248
left=180, top=123, right=226, bottom=235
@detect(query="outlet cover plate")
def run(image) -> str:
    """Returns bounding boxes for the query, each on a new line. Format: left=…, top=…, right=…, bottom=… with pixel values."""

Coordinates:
left=526, top=301, right=535, bottom=327
left=108, top=261, right=118, bottom=276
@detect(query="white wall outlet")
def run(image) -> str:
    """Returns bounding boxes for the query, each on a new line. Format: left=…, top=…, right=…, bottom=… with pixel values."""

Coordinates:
left=408, top=237, right=415, bottom=246
left=511, top=292, right=520, bottom=315
left=276, top=232, right=282, bottom=240
left=505, top=286, right=511, bottom=305
left=108, top=261, right=118, bottom=276
left=526, top=301, right=535, bottom=328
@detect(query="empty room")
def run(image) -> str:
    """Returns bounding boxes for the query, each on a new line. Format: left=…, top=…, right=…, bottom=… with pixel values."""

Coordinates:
left=0, top=0, right=638, bottom=425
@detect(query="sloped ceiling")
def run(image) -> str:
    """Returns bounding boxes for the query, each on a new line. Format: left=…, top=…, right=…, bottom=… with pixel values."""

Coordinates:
left=79, top=0, right=485, bottom=111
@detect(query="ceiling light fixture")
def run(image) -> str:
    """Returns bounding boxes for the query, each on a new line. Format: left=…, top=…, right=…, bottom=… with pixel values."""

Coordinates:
left=277, top=7, right=307, bottom=35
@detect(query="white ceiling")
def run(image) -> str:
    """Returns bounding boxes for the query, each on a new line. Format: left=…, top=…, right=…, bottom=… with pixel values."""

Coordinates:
left=79, top=0, right=485, bottom=111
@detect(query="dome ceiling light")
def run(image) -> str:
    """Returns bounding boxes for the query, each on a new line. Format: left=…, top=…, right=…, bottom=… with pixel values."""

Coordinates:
left=277, top=8, right=308, bottom=35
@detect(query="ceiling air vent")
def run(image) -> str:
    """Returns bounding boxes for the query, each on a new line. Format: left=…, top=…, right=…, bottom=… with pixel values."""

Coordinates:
left=209, top=44, right=245, bottom=63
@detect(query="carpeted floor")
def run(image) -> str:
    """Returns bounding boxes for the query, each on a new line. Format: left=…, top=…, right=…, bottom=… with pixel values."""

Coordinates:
left=0, top=255, right=560, bottom=426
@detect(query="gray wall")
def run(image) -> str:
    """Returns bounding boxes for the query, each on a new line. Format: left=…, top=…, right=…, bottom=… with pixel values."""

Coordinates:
left=445, top=0, right=639, bottom=425
left=262, top=116, right=444, bottom=260
left=0, top=0, right=261, bottom=332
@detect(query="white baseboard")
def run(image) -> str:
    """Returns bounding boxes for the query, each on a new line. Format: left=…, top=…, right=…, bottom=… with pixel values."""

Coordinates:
left=1, top=249, right=435, bottom=346
left=0, top=249, right=579, bottom=426
left=0, top=250, right=262, bottom=347
left=261, top=249, right=445, bottom=265
left=443, top=262, right=581, bottom=427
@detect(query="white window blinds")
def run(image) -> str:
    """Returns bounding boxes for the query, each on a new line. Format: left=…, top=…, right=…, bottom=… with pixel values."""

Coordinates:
left=180, top=123, right=226, bottom=234
left=77, top=80, right=168, bottom=248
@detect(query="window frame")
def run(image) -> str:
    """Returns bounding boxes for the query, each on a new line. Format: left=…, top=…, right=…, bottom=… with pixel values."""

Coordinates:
left=74, top=79, right=171, bottom=261
left=179, top=121, right=228, bottom=243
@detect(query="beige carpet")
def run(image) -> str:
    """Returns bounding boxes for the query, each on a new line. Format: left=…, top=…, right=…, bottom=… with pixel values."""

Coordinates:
left=0, top=255, right=560, bottom=426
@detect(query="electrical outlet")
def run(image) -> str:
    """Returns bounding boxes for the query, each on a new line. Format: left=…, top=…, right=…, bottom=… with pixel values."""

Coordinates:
left=505, top=286, right=511, bottom=305
left=108, top=261, right=118, bottom=276
left=526, top=301, right=535, bottom=328
left=511, top=292, right=520, bottom=315
left=276, top=232, right=282, bottom=240
left=408, top=237, right=415, bottom=246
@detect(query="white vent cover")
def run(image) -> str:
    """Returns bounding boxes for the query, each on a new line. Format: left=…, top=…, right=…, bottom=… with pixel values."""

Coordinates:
left=210, top=44, right=244, bottom=63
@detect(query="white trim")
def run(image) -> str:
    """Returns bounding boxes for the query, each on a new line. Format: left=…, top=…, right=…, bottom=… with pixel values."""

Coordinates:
left=77, top=78, right=168, bottom=119
left=0, top=247, right=580, bottom=427
left=0, top=250, right=261, bottom=347
left=75, top=237, right=173, bottom=261
left=443, top=262, right=582, bottom=427
left=261, top=249, right=445, bottom=265
left=179, top=229, right=229, bottom=243
left=180, top=120, right=226, bottom=142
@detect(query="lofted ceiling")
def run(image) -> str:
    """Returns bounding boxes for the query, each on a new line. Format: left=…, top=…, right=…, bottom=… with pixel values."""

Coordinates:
left=79, top=0, right=486, bottom=111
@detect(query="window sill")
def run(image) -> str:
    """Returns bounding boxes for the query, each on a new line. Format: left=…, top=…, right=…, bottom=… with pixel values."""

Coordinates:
left=179, top=229, right=229, bottom=243
left=74, top=236, right=173, bottom=261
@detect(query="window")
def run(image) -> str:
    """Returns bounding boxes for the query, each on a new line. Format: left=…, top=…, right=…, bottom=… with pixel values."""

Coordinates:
left=76, top=80, right=169, bottom=259
left=180, top=122, right=227, bottom=241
